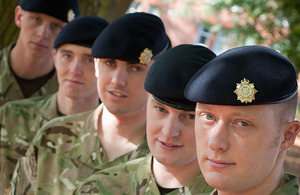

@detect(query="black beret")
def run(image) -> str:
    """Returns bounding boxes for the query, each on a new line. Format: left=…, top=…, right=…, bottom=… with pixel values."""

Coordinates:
left=54, top=16, right=108, bottom=49
left=144, top=44, right=216, bottom=111
left=92, top=12, right=169, bottom=64
left=19, top=0, right=80, bottom=22
left=184, top=45, right=298, bottom=105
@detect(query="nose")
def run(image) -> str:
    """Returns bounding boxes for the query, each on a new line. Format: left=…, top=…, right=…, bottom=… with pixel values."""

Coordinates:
left=162, top=116, right=181, bottom=138
left=70, top=58, right=83, bottom=75
left=208, top=122, right=229, bottom=152
left=37, top=23, right=51, bottom=39
left=111, top=67, right=127, bottom=87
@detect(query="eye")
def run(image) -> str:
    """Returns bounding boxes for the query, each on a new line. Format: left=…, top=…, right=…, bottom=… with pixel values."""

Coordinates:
left=50, top=23, right=61, bottom=31
left=187, top=114, right=195, bottom=120
left=132, top=66, right=143, bottom=72
left=204, top=114, right=215, bottom=121
left=104, top=60, right=114, bottom=66
left=63, top=54, right=71, bottom=59
left=237, top=121, right=251, bottom=127
left=34, top=17, right=40, bottom=22
left=156, top=106, right=166, bottom=113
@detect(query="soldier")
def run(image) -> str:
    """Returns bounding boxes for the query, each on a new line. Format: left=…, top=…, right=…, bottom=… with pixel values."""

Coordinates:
left=73, top=44, right=216, bottom=194
left=1, top=15, right=108, bottom=194
left=184, top=45, right=300, bottom=194
left=0, top=0, right=79, bottom=106
left=10, top=12, right=169, bottom=194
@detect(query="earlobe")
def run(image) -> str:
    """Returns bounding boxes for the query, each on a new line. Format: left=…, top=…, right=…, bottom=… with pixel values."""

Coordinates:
left=281, top=121, right=300, bottom=150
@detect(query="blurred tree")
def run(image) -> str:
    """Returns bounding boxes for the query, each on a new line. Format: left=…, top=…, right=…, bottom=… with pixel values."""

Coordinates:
left=0, top=0, right=133, bottom=49
left=208, top=0, right=300, bottom=71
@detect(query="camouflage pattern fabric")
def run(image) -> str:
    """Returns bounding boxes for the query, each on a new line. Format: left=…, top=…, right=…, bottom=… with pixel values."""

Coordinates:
left=74, top=153, right=214, bottom=195
left=0, top=43, right=58, bottom=106
left=207, top=173, right=299, bottom=195
left=0, top=93, right=59, bottom=194
left=10, top=104, right=149, bottom=195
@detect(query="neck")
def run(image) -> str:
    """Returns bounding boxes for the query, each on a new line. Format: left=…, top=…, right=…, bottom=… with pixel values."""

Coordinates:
left=10, top=41, right=54, bottom=79
left=97, top=105, right=146, bottom=160
left=57, top=91, right=99, bottom=115
left=152, top=157, right=201, bottom=188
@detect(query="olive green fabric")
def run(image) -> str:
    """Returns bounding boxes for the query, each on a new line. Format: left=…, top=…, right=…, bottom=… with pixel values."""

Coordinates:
left=10, top=104, right=149, bottom=194
left=74, top=153, right=214, bottom=195
left=0, top=93, right=59, bottom=194
left=0, top=43, right=58, bottom=106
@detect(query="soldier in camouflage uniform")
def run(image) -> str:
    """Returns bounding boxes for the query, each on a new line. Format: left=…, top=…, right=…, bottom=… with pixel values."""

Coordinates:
left=0, top=0, right=79, bottom=106
left=0, top=15, right=108, bottom=194
left=184, top=45, right=300, bottom=194
left=74, top=45, right=216, bottom=195
left=10, top=12, right=169, bottom=194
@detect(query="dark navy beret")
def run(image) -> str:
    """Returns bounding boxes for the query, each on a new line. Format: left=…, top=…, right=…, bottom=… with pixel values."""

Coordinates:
left=19, top=0, right=80, bottom=22
left=145, top=44, right=216, bottom=111
left=184, top=45, right=298, bottom=105
left=54, top=16, right=108, bottom=49
left=92, top=12, right=169, bottom=64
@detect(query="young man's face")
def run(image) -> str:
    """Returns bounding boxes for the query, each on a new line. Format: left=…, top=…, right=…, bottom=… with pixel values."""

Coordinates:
left=53, top=44, right=97, bottom=99
left=94, top=58, right=152, bottom=116
left=194, top=103, right=289, bottom=193
left=146, top=95, right=198, bottom=167
left=15, top=6, right=65, bottom=58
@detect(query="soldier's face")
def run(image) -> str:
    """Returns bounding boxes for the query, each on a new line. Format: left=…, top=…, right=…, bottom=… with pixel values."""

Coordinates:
left=54, top=44, right=97, bottom=99
left=194, top=103, right=285, bottom=193
left=146, top=95, right=199, bottom=168
left=94, top=58, right=152, bottom=116
left=15, top=6, right=65, bottom=58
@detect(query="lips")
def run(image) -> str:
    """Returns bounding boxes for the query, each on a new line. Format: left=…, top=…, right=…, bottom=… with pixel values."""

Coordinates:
left=31, top=41, right=48, bottom=49
left=159, top=140, right=182, bottom=148
left=208, top=158, right=236, bottom=168
left=109, top=89, right=128, bottom=98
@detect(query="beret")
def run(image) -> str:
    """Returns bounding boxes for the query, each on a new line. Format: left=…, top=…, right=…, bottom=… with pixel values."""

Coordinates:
left=145, top=44, right=216, bottom=111
left=54, top=16, right=108, bottom=49
left=19, top=0, right=80, bottom=22
left=184, top=45, right=298, bottom=105
left=92, top=12, right=169, bottom=64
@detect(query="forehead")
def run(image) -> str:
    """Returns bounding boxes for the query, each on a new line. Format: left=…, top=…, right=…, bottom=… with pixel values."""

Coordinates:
left=23, top=10, right=66, bottom=24
left=57, top=44, right=92, bottom=54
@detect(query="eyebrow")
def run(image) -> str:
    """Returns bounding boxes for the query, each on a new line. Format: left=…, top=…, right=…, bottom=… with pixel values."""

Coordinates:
left=100, top=58, right=148, bottom=67
left=59, top=49, right=92, bottom=57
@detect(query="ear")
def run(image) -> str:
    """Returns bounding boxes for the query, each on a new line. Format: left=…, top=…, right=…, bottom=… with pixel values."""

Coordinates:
left=53, top=49, right=57, bottom=67
left=15, top=6, right=23, bottom=28
left=94, top=58, right=100, bottom=77
left=281, top=120, right=300, bottom=150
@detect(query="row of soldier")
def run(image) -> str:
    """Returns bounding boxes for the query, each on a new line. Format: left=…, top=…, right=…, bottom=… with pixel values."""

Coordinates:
left=0, top=0, right=299, bottom=194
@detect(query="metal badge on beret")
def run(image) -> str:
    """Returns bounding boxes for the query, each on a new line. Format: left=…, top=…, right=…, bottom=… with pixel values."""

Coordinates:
left=67, top=9, right=75, bottom=22
left=234, top=78, right=258, bottom=103
left=139, top=48, right=153, bottom=64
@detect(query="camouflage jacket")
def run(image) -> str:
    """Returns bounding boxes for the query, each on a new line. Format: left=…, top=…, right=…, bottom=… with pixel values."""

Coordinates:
left=0, top=43, right=58, bottom=106
left=0, top=93, right=59, bottom=194
left=208, top=173, right=299, bottom=195
left=74, top=153, right=214, bottom=195
left=10, top=104, right=149, bottom=195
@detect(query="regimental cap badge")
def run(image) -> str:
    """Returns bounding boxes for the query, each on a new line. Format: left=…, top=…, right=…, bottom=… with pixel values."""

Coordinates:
left=67, top=9, right=75, bottom=22
left=234, top=78, right=258, bottom=103
left=139, top=48, right=153, bottom=64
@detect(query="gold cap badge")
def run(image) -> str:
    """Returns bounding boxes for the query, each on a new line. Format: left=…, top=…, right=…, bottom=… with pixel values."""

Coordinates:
left=234, top=78, right=258, bottom=103
left=67, top=9, right=75, bottom=22
left=139, top=48, right=153, bottom=64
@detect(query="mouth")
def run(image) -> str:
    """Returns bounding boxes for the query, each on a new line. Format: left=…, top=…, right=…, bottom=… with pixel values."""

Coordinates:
left=159, top=140, right=182, bottom=148
left=208, top=158, right=236, bottom=168
left=31, top=42, right=48, bottom=49
left=66, top=79, right=84, bottom=85
left=109, top=90, right=127, bottom=98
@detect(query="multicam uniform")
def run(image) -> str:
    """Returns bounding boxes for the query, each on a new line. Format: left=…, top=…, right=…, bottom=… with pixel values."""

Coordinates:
left=74, top=153, right=214, bottom=195
left=0, top=93, right=60, bottom=194
left=10, top=104, right=150, bottom=195
left=208, top=173, right=299, bottom=195
left=0, top=43, right=58, bottom=106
